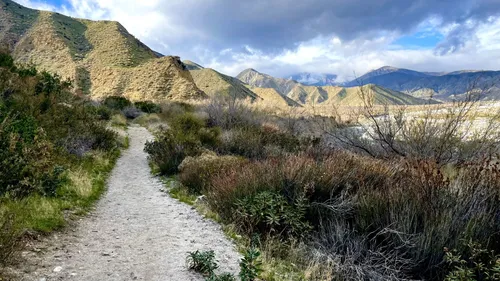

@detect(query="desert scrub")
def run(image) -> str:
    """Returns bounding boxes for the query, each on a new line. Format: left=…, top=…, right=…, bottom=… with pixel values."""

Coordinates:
left=145, top=112, right=220, bottom=175
left=0, top=52, right=120, bottom=268
left=179, top=152, right=247, bottom=194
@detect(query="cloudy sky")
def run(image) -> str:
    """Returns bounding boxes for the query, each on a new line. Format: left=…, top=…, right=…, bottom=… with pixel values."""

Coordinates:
left=16, top=0, right=500, bottom=81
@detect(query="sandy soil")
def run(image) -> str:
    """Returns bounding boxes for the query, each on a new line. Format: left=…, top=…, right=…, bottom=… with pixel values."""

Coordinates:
left=13, top=126, right=240, bottom=281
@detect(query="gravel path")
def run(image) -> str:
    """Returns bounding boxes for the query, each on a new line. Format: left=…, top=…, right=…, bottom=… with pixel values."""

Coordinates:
left=18, top=126, right=240, bottom=281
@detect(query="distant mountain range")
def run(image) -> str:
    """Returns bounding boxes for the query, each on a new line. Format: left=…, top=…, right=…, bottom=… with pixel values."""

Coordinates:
left=237, top=68, right=430, bottom=106
left=287, top=66, right=500, bottom=101
left=343, top=66, right=500, bottom=100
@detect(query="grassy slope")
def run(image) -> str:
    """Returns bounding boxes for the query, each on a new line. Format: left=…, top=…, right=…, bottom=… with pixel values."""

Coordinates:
left=190, top=68, right=259, bottom=100
left=0, top=0, right=39, bottom=48
left=252, top=87, right=301, bottom=108
left=1, top=1, right=204, bottom=101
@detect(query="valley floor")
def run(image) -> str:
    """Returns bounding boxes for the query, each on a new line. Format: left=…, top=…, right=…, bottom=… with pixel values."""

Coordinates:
left=10, top=126, right=240, bottom=281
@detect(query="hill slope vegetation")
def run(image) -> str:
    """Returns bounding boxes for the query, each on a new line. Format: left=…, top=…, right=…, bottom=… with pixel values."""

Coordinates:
left=0, top=0, right=205, bottom=101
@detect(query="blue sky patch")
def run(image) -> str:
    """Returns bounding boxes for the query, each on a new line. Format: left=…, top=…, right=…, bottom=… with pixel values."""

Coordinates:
left=392, top=31, right=444, bottom=49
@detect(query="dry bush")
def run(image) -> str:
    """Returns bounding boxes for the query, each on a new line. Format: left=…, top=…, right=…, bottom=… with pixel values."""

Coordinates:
left=327, top=87, right=500, bottom=165
left=204, top=96, right=263, bottom=130
left=0, top=212, right=21, bottom=267
left=202, top=149, right=500, bottom=280
left=178, top=152, right=247, bottom=194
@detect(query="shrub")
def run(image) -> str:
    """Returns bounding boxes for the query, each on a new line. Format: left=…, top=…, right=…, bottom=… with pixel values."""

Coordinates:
left=444, top=242, right=500, bottom=281
left=186, top=250, right=219, bottom=276
left=103, top=96, right=132, bottom=110
left=145, top=113, right=221, bottom=175
left=134, top=101, right=161, bottom=113
left=95, top=106, right=112, bottom=121
left=0, top=127, right=63, bottom=198
left=0, top=212, right=21, bottom=266
left=144, top=130, right=187, bottom=175
left=217, top=125, right=301, bottom=159
left=204, top=97, right=262, bottom=130
left=122, top=106, right=142, bottom=119
left=0, top=52, right=14, bottom=69
left=234, top=191, right=312, bottom=238
left=159, top=101, right=195, bottom=121
left=179, top=153, right=247, bottom=194
left=239, top=247, right=263, bottom=281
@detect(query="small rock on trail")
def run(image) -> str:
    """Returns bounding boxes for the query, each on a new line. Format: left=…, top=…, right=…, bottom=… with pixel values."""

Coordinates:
left=15, top=126, right=240, bottom=281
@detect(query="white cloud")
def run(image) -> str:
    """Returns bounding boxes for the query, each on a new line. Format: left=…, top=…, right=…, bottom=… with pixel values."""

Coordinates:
left=15, top=0, right=500, bottom=81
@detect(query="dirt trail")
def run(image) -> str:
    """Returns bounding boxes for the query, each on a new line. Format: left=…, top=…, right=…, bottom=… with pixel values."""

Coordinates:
left=17, top=126, right=240, bottom=281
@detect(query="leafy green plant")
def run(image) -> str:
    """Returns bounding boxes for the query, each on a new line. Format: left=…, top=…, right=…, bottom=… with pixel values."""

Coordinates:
left=206, top=273, right=236, bottom=281
left=239, top=247, right=263, bottom=281
left=145, top=113, right=220, bottom=175
left=234, top=191, right=312, bottom=238
left=444, top=242, right=500, bottom=281
left=103, top=96, right=132, bottom=110
left=186, top=250, right=219, bottom=276
left=134, top=101, right=161, bottom=113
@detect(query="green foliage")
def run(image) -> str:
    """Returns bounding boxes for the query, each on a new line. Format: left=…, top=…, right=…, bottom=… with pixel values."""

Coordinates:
left=206, top=273, right=236, bottom=281
left=0, top=52, right=119, bottom=268
left=35, top=71, right=71, bottom=96
left=0, top=213, right=21, bottom=267
left=95, top=106, right=112, bottom=121
left=0, top=52, right=14, bottom=68
left=134, top=101, right=161, bottom=113
left=239, top=247, right=263, bottom=281
left=444, top=242, right=500, bottom=281
left=235, top=191, right=312, bottom=238
left=186, top=250, right=219, bottom=276
left=144, top=130, right=188, bottom=175
left=145, top=113, right=220, bottom=175
left=103, top=96, right=132, bottom=110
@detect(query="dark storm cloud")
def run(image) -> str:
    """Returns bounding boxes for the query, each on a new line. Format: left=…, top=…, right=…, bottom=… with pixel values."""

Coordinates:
left=160, top=0, right=500, bottom=52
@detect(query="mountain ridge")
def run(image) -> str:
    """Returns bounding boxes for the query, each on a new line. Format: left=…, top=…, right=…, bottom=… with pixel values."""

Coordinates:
left=344, top=66, right=500, bottom=100
left=237, top=68, right=430, bottom=106
left=0, top=0, right=205, bottom=101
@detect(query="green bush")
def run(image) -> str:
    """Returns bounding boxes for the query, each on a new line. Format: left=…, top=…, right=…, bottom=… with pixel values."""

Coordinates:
left=0, top=52, right=14, bottom=69
left=444, top=242, right=500, bottom=281
left=145, top=113, right=220, bottom=175
left=95, top=106, right=112, bottom=121
left=235, top=191, right=312, bottom=238
left=186, top=250, right=219, bottom=276
left=103, top=96, right=132, bottom=110
left=239, top=247, right=263, bottom=281
left=144, top=130, right=188, bottom=175
left=134, top=101, right=161, bottom=113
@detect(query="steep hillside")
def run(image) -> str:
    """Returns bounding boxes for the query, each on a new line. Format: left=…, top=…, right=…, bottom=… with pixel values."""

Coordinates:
left=237, top=68, right=298, bottom=96
left=183, top=60, right=204, bottom=70
left=252, top=87, right=301, bottom=108
left=187, top=65, right=259, bottom=100
left=0, top=0, right=205, bottom=101
left=331, top=84, right=431, bottom=106
left=345, top=66, right=500, bottom=100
